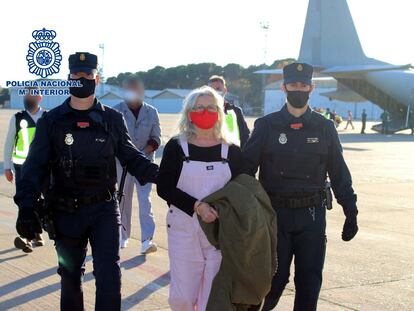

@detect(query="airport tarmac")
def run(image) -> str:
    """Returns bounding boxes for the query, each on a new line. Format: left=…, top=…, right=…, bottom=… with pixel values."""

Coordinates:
left=0, top=109, right=413, bottom=311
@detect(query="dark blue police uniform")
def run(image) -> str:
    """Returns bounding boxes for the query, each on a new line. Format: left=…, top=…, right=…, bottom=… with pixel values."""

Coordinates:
left=244, top=63, right=358, bottom=311
left=14, top=52, right=158, bottom=311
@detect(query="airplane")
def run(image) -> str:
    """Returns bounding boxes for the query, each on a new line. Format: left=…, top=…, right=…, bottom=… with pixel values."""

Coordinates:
left=257, top=0, right=414, bottom=133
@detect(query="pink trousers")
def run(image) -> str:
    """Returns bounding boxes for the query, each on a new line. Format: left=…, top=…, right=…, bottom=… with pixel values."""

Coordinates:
left=167, top=205, right=222, bottom=311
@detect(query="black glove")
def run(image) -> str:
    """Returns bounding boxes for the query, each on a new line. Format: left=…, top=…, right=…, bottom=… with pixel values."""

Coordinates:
left=342, top=214, right=358, bottom=241
left=16, top=208, right=42, bottom=240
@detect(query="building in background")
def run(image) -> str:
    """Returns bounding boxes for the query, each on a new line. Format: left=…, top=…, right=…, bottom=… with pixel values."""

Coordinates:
left=8, top=83, right=191, bottom=113
left=9, top=83, right=122, bottom=110
left=150, top=89, right=192, bottom=113
left=7, top=82, right=244, bottom=115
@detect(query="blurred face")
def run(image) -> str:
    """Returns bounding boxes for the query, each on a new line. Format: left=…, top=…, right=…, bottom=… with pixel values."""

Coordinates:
left=208, top=80, right=227, bottom=96
left=23, top=92, right=41, bottom=111
left=123, top=81, right=145, bottom=105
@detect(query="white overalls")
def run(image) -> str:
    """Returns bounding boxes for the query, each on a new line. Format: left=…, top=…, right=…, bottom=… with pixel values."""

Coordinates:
left=167, top=137, right=232, bottom=311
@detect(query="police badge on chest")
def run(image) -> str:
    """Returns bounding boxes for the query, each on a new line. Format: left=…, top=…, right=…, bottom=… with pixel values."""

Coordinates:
left=64, top=133, right=74, bottom=145
left=278, top=133, right=287, bottom=144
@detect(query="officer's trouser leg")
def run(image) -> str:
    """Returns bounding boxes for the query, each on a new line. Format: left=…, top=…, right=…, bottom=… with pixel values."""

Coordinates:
left=119, top=174, right=134, bottom=241
left=251, top=208, right=294, bottom=311
left=56, top=235, right=88, bottom=311
left=13, top=164, right=22, bottom=182
left=136, top=181, right=155, bottom=241
left=13, top=164, right=29, bottom=243
left=89, top=201, right=122, bottom=311
left=292, top=206, right=326, bottom=311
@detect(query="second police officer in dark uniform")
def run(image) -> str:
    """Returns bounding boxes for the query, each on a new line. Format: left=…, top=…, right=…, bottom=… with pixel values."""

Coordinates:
left=14, top=52, right=159, bottom=311
left=244, top=63, right=359, bottom=311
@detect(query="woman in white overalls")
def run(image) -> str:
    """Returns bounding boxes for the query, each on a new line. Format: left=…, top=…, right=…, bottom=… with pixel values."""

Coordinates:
left=157, top=86, right=245, bottom=311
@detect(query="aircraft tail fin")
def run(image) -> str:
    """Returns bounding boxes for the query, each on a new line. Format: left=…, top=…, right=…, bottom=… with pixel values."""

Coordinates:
left=298, top=0, right=380, bottom=67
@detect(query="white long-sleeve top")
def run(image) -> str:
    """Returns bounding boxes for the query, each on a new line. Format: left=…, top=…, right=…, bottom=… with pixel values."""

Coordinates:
left=3, top=108, right=44, bottom=171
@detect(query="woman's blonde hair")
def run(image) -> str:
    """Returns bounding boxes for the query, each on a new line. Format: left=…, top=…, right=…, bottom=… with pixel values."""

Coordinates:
left=178, top=85, right=233, bottom=144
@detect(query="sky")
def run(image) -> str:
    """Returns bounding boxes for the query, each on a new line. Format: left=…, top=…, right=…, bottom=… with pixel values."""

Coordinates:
left=1, top=0, right=413, bottom=85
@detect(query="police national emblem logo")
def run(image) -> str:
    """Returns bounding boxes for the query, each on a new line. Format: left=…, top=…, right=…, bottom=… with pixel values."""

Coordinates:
left=297, top=64, right=303, bottom=71
left=64, top=133, right=74, bottom=145
left=26, top=28, right=62, bottom=78
left=279, top=133, right=287, bottom=144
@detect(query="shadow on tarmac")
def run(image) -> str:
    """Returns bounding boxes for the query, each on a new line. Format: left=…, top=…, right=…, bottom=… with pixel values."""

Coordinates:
left=0, top=256, right=93, bottom=309
left=122, top=272, right=170, bottom=310
left=121, top=254, right=147, bottom=270
left=0, top=247, right=18, bottom=256
left=120, top=255, right=170, bottom=310
left=0, top=271, right=95, bottom=310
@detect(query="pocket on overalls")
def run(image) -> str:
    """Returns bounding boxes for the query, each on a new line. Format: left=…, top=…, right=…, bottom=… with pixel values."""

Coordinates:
left=166, top=206, right=191, bottom=234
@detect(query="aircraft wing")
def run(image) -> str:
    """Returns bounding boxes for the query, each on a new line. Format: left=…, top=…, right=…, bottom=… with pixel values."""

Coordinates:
left=321, top=64, right=411, bottom=77
left=254, top=69, right=284, bottom=75
left=319, top=89, right=366, bottom=102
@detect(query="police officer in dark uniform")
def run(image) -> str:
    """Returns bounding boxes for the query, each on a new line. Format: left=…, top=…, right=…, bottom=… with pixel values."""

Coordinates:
left=14, top=52, right=159, bottom=311
left=244, top=63, right=359, bottom=311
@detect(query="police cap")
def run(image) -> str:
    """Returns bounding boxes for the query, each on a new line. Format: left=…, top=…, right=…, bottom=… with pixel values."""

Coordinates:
left=68, top=52, right=98, bottom=74
left=283, top=62, right=313, bottom=85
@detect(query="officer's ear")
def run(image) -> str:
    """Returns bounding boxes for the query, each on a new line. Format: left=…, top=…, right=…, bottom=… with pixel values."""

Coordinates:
left=95, top=74, right=100, bottom=86
left=309, top=83, right=315, bottom=94
left=281, top=83, right=287, bottom=94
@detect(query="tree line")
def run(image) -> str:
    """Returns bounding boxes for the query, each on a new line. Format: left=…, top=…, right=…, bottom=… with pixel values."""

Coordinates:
left=106, top=58, right=295, bottom=114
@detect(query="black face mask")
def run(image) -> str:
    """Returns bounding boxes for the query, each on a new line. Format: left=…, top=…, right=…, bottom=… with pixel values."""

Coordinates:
left=24, top=98, right=38, bottom=111
left=69, top=77, right=96, bottom=98
left=286, top=90, right=310, bottom=109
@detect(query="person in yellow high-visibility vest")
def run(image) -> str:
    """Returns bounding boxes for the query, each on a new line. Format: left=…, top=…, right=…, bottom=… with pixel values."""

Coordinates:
left=208, top=75, right=250, bottom=147
left=3, top=87, right=46, bottom=253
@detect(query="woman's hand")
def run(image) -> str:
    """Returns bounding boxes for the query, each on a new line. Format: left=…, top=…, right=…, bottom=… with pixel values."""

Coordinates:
left=194, top=201, right=218, bottom=223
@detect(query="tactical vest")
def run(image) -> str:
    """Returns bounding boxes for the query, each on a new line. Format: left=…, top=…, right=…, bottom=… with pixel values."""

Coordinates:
left=12, top=111, right=41, bottom=165
left=49, top=111, right=117, bottom=195
left=259, top=113, right=330, bottom=195
left=224, top=109, right=241, bottom=146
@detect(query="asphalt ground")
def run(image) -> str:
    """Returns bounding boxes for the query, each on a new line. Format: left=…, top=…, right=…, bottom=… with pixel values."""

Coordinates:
left=0, top=109, right=413, bottom=310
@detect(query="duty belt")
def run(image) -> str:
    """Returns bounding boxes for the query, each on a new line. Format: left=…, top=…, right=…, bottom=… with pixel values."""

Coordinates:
left=50, top=189, right=115, bottom=212
left=271, top=193, right=322, bottom=209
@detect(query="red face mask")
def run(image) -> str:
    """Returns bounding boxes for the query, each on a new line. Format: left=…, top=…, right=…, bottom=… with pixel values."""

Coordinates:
left=190, top=109, right=219, bottom=129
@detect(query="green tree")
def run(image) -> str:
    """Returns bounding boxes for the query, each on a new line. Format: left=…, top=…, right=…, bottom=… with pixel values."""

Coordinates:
left=105, top=58, right=296, bottom=114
